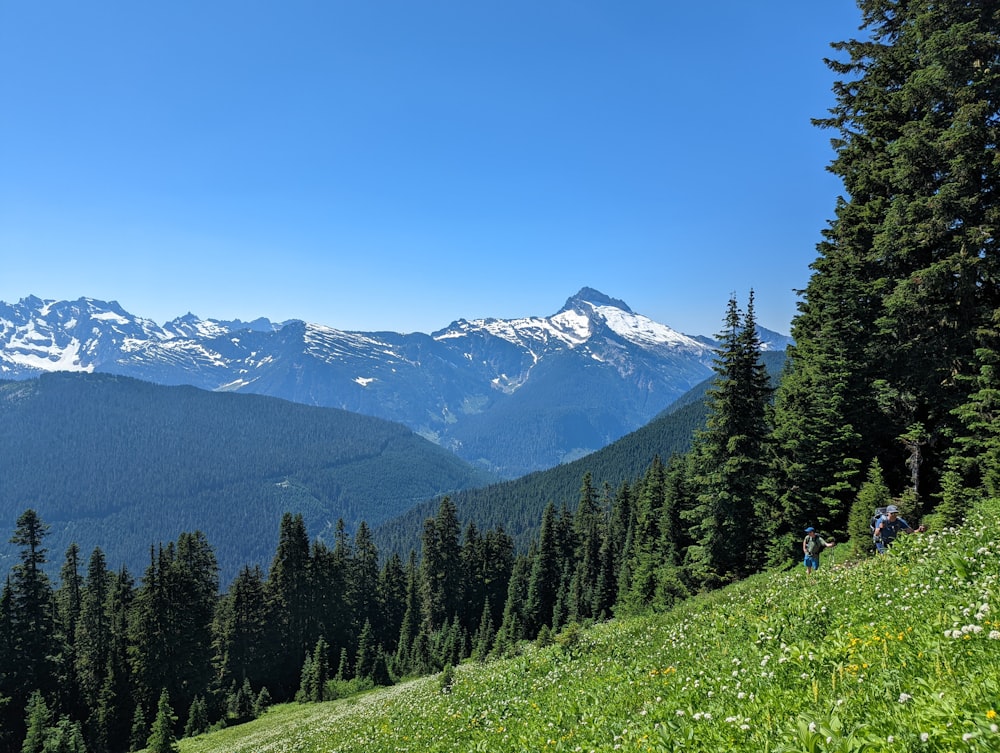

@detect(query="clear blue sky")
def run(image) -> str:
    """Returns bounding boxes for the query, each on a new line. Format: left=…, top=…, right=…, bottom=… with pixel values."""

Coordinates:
left=0, top=1, right=862, bottom=337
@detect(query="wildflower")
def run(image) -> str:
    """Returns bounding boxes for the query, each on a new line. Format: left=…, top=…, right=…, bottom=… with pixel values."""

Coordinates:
left=963, top=733, right=974, bottom=742
left=989, top=631, right=1000, bottom=640
left=920, top=732, right=929, bottom=742
left=898, top=693, right=912, bottom=703
left=988, top=710, right=997, bottom=720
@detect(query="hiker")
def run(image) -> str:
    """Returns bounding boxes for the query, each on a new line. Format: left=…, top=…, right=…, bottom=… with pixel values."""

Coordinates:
left=802, top=527, right=834, bottom=574
left=872, top=504, right=925, bottom=553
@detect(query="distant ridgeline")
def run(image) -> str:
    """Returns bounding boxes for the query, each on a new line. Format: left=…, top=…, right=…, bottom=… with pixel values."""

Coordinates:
left=0, top=372, right=494, bottom=583
left=0, top=290, right=791, bottom=479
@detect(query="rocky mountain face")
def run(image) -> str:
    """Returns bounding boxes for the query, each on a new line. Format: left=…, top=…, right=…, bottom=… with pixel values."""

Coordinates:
left=0, top=288, right=791, bottom=478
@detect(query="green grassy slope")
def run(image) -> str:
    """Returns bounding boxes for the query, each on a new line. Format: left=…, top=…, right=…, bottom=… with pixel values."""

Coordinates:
left=171, top=499, right=1000, bottom=753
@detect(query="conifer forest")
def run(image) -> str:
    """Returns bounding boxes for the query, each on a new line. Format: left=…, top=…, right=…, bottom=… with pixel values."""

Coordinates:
left=3, top=1, right=999, bottom=751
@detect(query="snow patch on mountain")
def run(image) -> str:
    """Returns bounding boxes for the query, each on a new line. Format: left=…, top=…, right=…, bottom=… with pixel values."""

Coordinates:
left=596, top=305, right=705, bottom=349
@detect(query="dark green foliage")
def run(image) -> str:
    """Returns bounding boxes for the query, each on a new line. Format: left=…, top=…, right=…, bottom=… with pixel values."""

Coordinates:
left=524, top=504, right=561, bottom=636
left=685, top=294, right=772, bottom=585
left=213, top=564, right=268, bottom=696
left=21, top=690, right=50, bottom=753
left=226, top=678, right=256, bottom=723
left=418, top=499, right=462, bottom=633
left=252, top=687, right=271, bottom=718
left=263, top=513, right=312, bottom=698
left=40, top=717, right=87, bottom=753
left=9, top=510, right=59, bottom=706
left=775, top=0, right=1000, bottom=526
left=127, top=702, right=147, bottom=753
left=128, top=532, right=218, bottom=719
left=0, top=372, right=493, bottom=584
left=145, top=688, right=178, bottom=753
left=298, top=636, right=329, bottom=703
left=182, top=695, right=208, bottom=738
left=373, top=352, right=787, bottom=558
left=848, top=460, right=891, bottom=557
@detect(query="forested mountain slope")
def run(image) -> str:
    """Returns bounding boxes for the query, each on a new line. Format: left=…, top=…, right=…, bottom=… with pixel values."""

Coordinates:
left=0, top=372, right=493, bottom=582
left=374, top=350, right=787, bottom=554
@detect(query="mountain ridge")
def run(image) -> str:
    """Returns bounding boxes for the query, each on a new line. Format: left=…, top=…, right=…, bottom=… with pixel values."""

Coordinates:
left=0, top=289, right=792, bottom=478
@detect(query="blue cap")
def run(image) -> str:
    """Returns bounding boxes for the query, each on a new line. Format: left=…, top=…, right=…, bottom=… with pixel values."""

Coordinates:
left=805, top=527, right=815, bottom=533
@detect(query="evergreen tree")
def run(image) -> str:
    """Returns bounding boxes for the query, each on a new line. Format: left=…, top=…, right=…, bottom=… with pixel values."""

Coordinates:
left=942, top=310, right=1000, bottom=518
left=252, top=687, right=271, bottom=718
left=74, top=548, right=111, bottom=727
left=41, top=717, right=87, bottom=753
left=263, top=513, right=312, bottom=698
left=492, top=554, right=531, bottom=657
left=471, top=598, right=495, bottom=661
left=418, top=499, right=462, bottom=632
left=129, top=533, right=218, bottom=718
left=0, top=581, right=14, bottom=748
left=9, top=510, right=58, bottom=704
left=309, top=529, right=350, bottom=672
left=309, top=636, right=331, bottom=701
left=572, top=472, right=603, bottom=621
left=183, top=695, right=209, bottom=738
left=296, top=653, right=315, bottom=704
left=523, top=504, right=560, bottom=637
left=376, top=553, right=406, bottom=657
left=353, top=620, right=376, bottom=682
left=145, top=689, right=178, bottom=753
left=618, top=458, right=667, bottom=612
left=685, top=294, right=773, bottom=585
left=213, top=564, right=267, bottom=694
left=349, top=523, right=380, bottom=644
left=848, top=459, right=892, bottom=557
left=775, top=0, right=1000, bottom=525
left=101, top=567, right=135, bottom=753
left=393, top=552, right=420, bottom=676
left=21, top=690, right=51, bottom=753
left=127, top=703, right=147, bottom=753
left=55, top=543, right=84, bottom=722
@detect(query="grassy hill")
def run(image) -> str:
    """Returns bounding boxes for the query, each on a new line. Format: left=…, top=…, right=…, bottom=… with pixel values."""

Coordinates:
left=0, top=372, right=494, bottom=582
left=167, top=498, right=1000, bottom=753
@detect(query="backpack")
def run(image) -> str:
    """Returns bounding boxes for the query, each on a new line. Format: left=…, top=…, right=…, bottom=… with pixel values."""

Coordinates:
left=869, top=507, right=888, bottom=536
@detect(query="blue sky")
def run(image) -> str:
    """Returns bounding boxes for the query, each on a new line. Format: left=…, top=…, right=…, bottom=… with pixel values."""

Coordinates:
left=1, top=1, right=862, bottom=337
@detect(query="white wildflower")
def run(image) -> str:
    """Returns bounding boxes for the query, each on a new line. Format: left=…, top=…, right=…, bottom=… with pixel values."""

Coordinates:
left=898, top=693, right=912, bottom=703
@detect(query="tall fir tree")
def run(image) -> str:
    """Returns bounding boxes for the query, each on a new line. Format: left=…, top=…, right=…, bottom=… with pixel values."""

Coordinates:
left=8, top=510, right=58, bottom=711
left=264, top=513, right=313, bottom=698
left=774, top=0, right=1000, bottom=527
left=418, top=498, right=462, bottom=633
left=685, top=294, right=772, bottom=584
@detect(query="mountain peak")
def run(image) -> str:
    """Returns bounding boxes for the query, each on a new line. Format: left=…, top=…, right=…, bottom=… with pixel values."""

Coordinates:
left=560, top=287, right=633, bottom=315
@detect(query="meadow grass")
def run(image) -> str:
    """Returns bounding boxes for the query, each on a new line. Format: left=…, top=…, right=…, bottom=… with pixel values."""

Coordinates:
left=172, top=500, right=1000, bottom=753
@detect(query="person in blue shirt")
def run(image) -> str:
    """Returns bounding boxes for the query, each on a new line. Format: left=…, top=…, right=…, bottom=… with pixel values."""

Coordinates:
left=873, top=504, right=925, bottom=553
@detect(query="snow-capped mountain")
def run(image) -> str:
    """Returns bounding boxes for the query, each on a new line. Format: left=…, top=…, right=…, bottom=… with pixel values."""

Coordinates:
left=0, top=288, right=791, bottom=478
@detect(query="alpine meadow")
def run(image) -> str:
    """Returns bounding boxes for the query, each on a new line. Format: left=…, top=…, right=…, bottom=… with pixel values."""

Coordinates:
left=3, top=2, right=1000, bottom=752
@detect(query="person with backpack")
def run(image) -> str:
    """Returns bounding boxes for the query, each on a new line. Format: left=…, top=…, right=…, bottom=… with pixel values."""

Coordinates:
left=802, top=527, right=834, bottom=574
left=872, top=505, right=925, bottom=553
